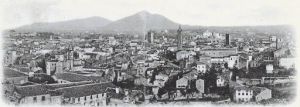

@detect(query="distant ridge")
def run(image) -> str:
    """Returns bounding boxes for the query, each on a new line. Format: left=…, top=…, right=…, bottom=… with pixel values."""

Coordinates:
left=15, top=16, right=112, bottom=32
left=12, top=11, right=292, bottom=35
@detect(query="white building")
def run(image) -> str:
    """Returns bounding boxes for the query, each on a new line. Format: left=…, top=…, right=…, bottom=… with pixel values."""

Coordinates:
left=279, top=57, right=295, bottom=69
left=266, top=64, right=274, bottom=74
left=196, top=62, right=207, bottom=73
left=233, top=86, right=253, bottom=102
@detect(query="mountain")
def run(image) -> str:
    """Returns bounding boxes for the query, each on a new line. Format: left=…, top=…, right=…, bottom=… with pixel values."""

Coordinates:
left=15, top=16, right=112, bottom=32
left=99, top=11, right=185, bottom=34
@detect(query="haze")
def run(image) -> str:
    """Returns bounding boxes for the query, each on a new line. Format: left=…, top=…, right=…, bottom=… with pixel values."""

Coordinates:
left=1, top=0, right=299, bottom=30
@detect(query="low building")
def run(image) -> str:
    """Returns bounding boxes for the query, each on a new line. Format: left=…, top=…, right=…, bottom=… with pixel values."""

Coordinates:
left=233, top=86, right=253, bottom=102
left=3, top=68, right=28, bottom=84
left=253, top=87, right=272, bottom=102
left=176, top=77, right=189, bottom=89
left=57, top=82, right=120, bottom=106
left=196, top=62, right=207, bottom=73
left=11, top=85, right=63, bottom=104
left=279, top=57, right=295, bottom=69
left=196, top=79, right=205, bottom=95
left=266, top=64, right=273, bottom=74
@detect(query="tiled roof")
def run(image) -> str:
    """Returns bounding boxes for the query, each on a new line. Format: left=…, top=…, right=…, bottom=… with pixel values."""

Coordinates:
left=4, top=68, right=27, bottom=78
left=56, top=82, right=117, bottom=98
left=55, top=73, right=91, bottom=82
left=55, top=73, right=109, bottom=83
left=15, top=85, right=49, bottom=96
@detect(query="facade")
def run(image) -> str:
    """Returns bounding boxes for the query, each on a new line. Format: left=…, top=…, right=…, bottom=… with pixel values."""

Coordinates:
left=217, top=76, right=226, bottom=87
left=176, top=77, right=189, bottom=89
left=266, top=64, right=273, bottom=74
left=233, top=86, right=253, bottom=102
left=196, top=62, right=207, bottom=73
left=4, top=50, right=17, bottom=66
left=57, top=82, right=119, bottom=106
left=176, top=51, right=195, bottom=61
left=253, top=87, right=272, bottom=102
left=279, top=57, right=295, bottom=69
left=46, top=60, right=64, bottom=75
left=196, top=79, right=205, bottom=95
left=12, top=85, right=62, bottom=105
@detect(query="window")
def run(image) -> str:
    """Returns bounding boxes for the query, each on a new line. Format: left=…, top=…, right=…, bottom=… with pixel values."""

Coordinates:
left=96, top=95, right=98, bottom=98
left=246, top=93, right=248, bottom=95
left=242, top=93, right=244, bottom=95
left=91, top=95, right=93, bottom=99
left=238, top=93, right=240, bottom=95
left=42, top=96, right=45, bottom=101
left=84, top=96, right=86, bottom=101
left=78, top=98, right=80, bottom=102
left=33, top=97, right=37, bottom=102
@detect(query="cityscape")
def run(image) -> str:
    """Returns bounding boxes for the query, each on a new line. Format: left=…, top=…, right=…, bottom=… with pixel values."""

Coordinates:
left=1, top=9, right=296, bottom=106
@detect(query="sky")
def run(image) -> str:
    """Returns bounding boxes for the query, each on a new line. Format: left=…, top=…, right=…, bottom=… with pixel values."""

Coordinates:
left=1, top=0, right=299, bottom=30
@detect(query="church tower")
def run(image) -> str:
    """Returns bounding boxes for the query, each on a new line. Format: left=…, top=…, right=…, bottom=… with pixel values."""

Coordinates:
left=177, top=25, right=183, bottom=50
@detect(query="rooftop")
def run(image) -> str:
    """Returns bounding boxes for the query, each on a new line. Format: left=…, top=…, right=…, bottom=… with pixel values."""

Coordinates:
left=56, top=82, right=116, bottom=98
left=3, top=68, right=28, bottom=78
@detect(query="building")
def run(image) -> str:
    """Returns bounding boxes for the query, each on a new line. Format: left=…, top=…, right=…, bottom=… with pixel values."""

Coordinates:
left=108, top=37, right=117, bottom=45
left=146, top=31, right=154, bottom=43
left=279, top=57, right=295, bottom=69
left=176, top=25, right=183, bottom=49
left=46, top=60, right=64, bottom=75
left=200, top=48, right=237, bottom=58
left=196, top=79, right=205, bottom=95
left=176, top=50, right=195, bottom=61
left=253, top=87, right=272, bottom=102
left=217, top=76, right=226, bottom=87
left=225, top=34, right=230, bottom=46
left=176, top=77, right=189, bottom=89
left=11, top=85, right=63, bottom=104
left=4, top=50, right=17, bottom=66
left=196, top=62, right=207, bottom=73
left=233, top=86, right=253, bottom=102
left=266, top=64, right=273, bottom=74
left=3, top=68, right=28, bottom=84
left=56, top=82, right=119, bottom=106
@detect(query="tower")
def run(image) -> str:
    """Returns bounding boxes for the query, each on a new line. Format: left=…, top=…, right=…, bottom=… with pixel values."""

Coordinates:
left=177, top=25, right=183, bottom=50
left=225, top=34, right=230, bottom=46
left=146, top=30, right=154, bottom=43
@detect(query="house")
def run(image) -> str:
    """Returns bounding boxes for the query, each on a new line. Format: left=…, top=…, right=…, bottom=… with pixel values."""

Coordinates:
left=11, top=85, right=63, bottom=104
left=216, top=76, right=226, bottom=87
left=46, top=60, right=64, bottom=75
left=176, top=50, right=195, bottom=61
left=216, top=72, right=230, bottom=87
left=279, top=57, right=295, bottom=69
left=153, top=73, right=169, bottom=87
left=56, top=82, right=120, bottom=106
left=196, top=79, right=205, bottom=95
left=253, top=87, right=272, bottom=102
left=232, top=86, right=253, bottom=102
left=196, top=62, right=207, bottom=73
left=266, top=64, right=273, bottom=74
left=199, top=48, right=237, bottom=58
left=176, top=77, right=189, bottom=89
left=4, top=50, right=17, bottom=66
